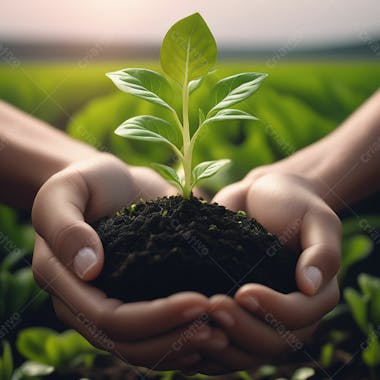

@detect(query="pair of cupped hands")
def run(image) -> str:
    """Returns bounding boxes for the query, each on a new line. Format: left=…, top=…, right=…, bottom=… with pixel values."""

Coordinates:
left=32, top=153, right=341, bottom=375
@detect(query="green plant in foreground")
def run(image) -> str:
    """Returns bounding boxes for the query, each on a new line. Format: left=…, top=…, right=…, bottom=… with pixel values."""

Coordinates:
left=345, top=273, right=380, bottom=378
left=107, top=13, right=267, bottom=199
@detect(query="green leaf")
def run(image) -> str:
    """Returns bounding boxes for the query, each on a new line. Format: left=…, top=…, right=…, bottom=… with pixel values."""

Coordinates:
left=106, top=68, right=174, bottom=111
left=203, top=109, right=258, bottom=124
left=291, top=367, right=315, bottom=380
left=320, top=342, right=334, bottom=368
left=340, top=234, right=373, bottom=282
left=18, top=361, right=54, bottom=377
left=192, top=159, right=231, bottom=186
left=362, top=324, right=380, bottom=368
left=198, top=108, right=205, bottom=125
left=209, top=72, right=267, bottom=114
left=115, top=116, right=182, bottom=156
left=189, top=77, right=203, bottom=95
left=17, top=328, right=57, bottom=364
left=9, top=268, right=37, bottom=313
left=344, top=288, right=369, bottom=333
left=254, top=365, right=278, bottom=378
left=359, top=273, right=380, bottom=297
left=358, top=274, right=380, bottom=326
left=151, top=163, right=183, bottom=192
left=160, top=13, right=217, bottom=85
left=0, top=341, right=13, bottom=380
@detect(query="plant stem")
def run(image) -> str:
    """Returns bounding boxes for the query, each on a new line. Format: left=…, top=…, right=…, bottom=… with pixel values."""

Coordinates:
left=182, top=81, right=192, bottom=199
left=181, top=39, right=194, bottom=199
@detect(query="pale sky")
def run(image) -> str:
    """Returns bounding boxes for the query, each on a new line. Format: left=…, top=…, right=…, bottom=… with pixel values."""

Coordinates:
left=1, top=0, right=379, bottom=47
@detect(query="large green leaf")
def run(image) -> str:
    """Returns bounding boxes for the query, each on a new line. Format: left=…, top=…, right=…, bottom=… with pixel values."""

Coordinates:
left=106, top=68, right=174, bottom=111
left=115, top=115, right=181, bottom=156
left=192, top=159, right=231, bottom=186
left=204, top=109, right=258, bottom=124
left=160, top=13, right=217, bottom=85
left=151, top=163, right=183, bottom=192
left=209, top=72, right=267, bottom=114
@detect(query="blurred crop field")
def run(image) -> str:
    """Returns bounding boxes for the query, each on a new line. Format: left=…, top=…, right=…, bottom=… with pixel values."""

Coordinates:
left=1, top=61, right=379, bottom=187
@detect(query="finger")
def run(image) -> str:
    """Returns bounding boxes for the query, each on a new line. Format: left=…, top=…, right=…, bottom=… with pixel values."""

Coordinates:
left=116, top=326, right=226, bottom=368
left=297, top=206, right=342, bottom=295
left=235, top=279, right=339, bottom=330
left=211, top=180, right=250, bottom=211
left=52, top=296, right=211, bottom=368
left=33, top=236, right=211, bottom=341
left=208, top=295, right=309, bottom=356
left=32, top=155, right=143, bottom=280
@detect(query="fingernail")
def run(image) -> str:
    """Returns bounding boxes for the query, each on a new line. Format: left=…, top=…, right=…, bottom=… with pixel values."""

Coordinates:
left=208, top=335, right=228, bottom=350
left=241, top=295, right=260, bottom=312
left=74, top=247, right=98, bottom=279
left=212, top=310, right=235, bottom=327
left=183, top=307, right=206, bottom=319
left=304, top=266, right=322, bottom=293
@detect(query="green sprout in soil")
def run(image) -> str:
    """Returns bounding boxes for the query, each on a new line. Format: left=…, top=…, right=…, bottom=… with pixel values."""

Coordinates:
left=107, top=13, right=267, bottom=199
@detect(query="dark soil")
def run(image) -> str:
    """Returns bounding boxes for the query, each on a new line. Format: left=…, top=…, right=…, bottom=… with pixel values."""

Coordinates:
left=92, top=196, right=299, bottom=303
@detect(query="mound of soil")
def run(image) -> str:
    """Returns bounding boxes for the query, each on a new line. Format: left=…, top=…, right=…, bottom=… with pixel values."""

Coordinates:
left=92, top=196, right=299, bottom=303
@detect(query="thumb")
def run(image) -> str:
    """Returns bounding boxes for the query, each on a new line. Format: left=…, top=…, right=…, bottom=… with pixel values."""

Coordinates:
left=32, top=169, right=104, bottom=281
left=212, top=180, right=250, bottom=211
left=296, top=206, right=341, bottom=296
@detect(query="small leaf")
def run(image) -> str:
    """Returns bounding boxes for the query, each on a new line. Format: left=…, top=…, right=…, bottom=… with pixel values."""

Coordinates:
left=16, top=328, right=57, bottom=364
left=358, top=274, right=380, bottom=326
left=189, top=77, right=203, bottom=94
left=115, top=116, right=181, bottom=154
left=209, top=72, right=267, bottom=113
left=362, top=324, right=380, bottom=367
left=192, top=159, right=231, bottom=186
left=320, top=342, right=334, bottom=368
left=160, top=13, right=217, bottom=85
left=358, top=273, right=380, bottom=297
left=198, top=108, right=205, bottom=125
left=344, top=288, right=369, bottom=333
left=204, top=109, right=258, bottom=124
left=291, top=367, right=315, bottom=380
left=106, top=68, right=174, bottom=111
left=18, top=361, right=55, bottom=376
left=340, top=234, right=373, bottom=282
left=151, top=163, right=183, bottom=192
left=0, top=341, right=13, bottom=380
left=189, top=69, right=216, bottom=94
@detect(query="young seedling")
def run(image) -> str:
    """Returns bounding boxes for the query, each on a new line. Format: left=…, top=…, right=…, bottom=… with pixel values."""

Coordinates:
left=106, top=13, right=267, bottom=198
left=92, top=13, right=296, bottom=305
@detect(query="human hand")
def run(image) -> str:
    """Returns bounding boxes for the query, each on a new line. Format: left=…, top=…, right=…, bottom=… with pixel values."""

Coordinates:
left=183, top=171, right=341, bottom=374
left=32, top=153, right=228, bottom=371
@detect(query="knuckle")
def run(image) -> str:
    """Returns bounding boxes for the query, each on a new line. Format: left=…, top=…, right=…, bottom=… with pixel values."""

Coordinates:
left=91, top=307, right=109, bottom=332
left=52, top=220, right=84, bottom=257
left=323, top=246, right=341, bottom=274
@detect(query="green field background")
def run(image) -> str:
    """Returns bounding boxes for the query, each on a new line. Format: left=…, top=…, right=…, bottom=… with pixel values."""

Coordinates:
left=1, top=61, right=379, bottom=190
